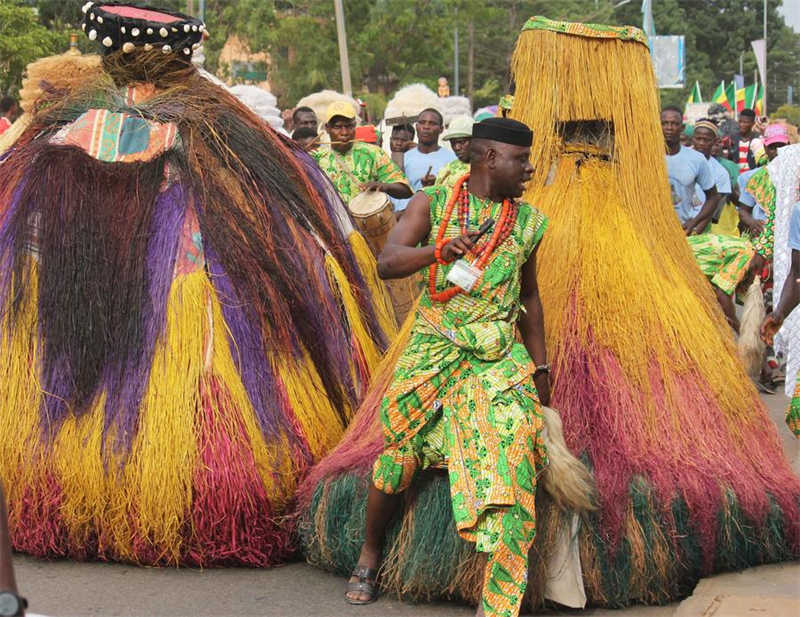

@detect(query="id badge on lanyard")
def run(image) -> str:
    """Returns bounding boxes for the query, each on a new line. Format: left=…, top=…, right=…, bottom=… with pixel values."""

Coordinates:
left=446, top=259, right=483, bottom=292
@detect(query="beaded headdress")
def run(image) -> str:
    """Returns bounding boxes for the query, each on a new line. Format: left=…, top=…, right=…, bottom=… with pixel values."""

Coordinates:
left=81, top=1, right=205, bottom=58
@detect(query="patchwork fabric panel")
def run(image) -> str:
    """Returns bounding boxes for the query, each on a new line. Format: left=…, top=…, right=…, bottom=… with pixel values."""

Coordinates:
left=52, top=109, right=179, bottom=162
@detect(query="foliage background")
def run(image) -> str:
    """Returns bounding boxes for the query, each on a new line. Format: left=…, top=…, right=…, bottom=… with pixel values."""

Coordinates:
left=1, top=0, right=799, bottom=118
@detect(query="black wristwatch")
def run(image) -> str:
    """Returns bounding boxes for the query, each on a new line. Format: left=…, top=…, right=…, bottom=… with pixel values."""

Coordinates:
left=0, top=591, right=27, bottom=617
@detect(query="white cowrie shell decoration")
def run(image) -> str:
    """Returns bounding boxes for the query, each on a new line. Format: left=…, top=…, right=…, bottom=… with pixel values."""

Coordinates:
left=162, top=45, right=171, bottom=53
left=132, top=28, right=140, bottom=36
left=88, top=29, right=97, bottom=41
left=160, top=27, right=168, bottom=37
left=102, top=36, right=113, bottom=47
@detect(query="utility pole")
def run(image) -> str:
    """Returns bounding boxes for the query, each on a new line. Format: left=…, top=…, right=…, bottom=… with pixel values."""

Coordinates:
left=333, top=0, right=352, bottom=96
left=186, top=0, right=194, bottom=16
left=739, top=51, right=744, bottom=77
left=467, top=20, right=475, bottom=106
left=454, top=8, right=460, bottom=96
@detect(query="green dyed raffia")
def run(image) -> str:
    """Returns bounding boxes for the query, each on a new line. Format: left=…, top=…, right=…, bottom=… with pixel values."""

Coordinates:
left=522, top=16, right=648, bottom=46
left=386, top=473, right=478, bottom=602
left=671, top=497, right=703, bottom=598
left=300, top=470, right=799, bottom=609
left=714, top=488, right=761, bottom=572
left=300, top=472, right=374, bottom=578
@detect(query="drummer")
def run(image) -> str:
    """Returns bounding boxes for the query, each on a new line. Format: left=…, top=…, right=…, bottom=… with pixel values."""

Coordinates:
left=313, top=101, right=412, bottom=205
left=435, top=115, right=474, bottom=188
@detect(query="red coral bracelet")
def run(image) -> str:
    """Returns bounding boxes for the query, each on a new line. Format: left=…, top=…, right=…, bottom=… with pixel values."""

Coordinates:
left=435, top=238, right=451, bottom=265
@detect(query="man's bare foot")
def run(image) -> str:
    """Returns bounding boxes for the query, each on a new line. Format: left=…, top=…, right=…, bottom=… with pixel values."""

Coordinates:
left=344, top=545, right=381, bottom=604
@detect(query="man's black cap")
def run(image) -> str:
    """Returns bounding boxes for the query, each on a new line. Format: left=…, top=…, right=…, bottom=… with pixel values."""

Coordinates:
left=472, top=117, right=533, bottom=147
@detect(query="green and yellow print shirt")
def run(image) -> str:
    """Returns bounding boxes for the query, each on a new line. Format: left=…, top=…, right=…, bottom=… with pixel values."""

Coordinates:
left=747, top=167, right=776, bottom=259
left=435, top=159, right=469, bottom=188
left=312, top=141, right=410, bottom=204
left=416, top=185, right=548, bottom=362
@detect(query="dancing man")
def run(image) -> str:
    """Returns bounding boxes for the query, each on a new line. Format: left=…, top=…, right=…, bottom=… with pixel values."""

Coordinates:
left=344, top=118, right=550, bottom=617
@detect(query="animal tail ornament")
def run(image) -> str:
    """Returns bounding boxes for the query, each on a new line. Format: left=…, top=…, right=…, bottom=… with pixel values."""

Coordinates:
left=738, top=276, right=766, bottom=379
left=296, top=16, right=800, bottom=611
left=538, top=406, right=596, bottom=513
left=0, top=43, right=394, bottom=566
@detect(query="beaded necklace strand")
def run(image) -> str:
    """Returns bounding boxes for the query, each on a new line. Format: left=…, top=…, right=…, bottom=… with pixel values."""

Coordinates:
left=429, top=173, right=518, bottom=303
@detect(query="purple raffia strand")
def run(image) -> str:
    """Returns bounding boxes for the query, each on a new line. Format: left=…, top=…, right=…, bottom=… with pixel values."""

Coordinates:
left=101, top=182, right=187, bottom=450
left=205, top=243, right=309, bottom=466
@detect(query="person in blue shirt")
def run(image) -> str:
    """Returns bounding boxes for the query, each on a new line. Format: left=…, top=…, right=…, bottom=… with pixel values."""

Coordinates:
left=691, top=120, right=731, bottom=227
left=391, top=108, right=456, bottom=216
left=661, top=106, right=718, bottom=235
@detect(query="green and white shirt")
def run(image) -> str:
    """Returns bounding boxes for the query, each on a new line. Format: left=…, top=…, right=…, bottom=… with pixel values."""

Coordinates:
left=313, top=142, right=409, bottom=204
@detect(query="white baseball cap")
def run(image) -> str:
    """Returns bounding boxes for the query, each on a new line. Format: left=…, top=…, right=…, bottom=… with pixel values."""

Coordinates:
left=443, top=116, right=474, bottom=141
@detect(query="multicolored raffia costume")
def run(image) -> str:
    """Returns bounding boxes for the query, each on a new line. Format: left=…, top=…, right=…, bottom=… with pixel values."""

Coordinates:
left=0, top=3, right=395, bottom=567
left=298, top=17, right=800, bottom=612
left=765, top=144, right=800, bottom=436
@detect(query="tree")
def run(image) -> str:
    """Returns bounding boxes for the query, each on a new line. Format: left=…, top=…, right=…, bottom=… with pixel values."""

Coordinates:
left=198, top=0, right=278, bottom=79
left=258, top=0, right=455, bottom=105
left=345, top=0, right=452, bottom=96
left=771, top=104, right=800, bottom=126
left=613, top=0, right=800, bottom=111
left=437, top=0, right=617, bottom=107
left=0, top=0, right=58, bottom=94
left=201, top=0, right=799, bottom=113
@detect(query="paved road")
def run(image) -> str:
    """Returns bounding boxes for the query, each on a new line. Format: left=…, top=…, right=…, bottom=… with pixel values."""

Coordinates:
left=12, top=394, right=799, bottom=617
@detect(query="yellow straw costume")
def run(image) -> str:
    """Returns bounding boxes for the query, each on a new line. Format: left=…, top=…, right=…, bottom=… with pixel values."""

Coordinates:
left=297, top=16, right=800, bottom=612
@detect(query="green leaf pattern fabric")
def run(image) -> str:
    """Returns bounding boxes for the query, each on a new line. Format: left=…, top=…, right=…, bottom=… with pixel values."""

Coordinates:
left=312, top=142, right=409, bottom=204
left=370, top=185, right=549, bottom=617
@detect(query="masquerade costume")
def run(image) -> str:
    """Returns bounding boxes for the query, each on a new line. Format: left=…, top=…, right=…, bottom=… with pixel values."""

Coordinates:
left=0, top=2, right=393, bottom=566
left=297, top=17, right=800, bottom=612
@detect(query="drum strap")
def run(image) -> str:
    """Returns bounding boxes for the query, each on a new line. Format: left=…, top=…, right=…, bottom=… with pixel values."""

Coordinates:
left=332, top=151, right=365, bottom=193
